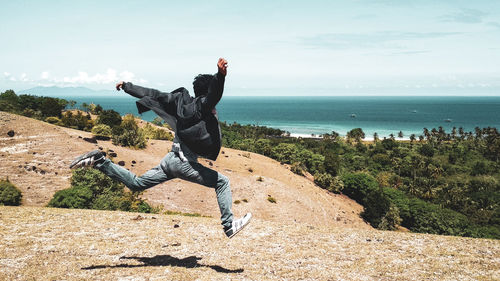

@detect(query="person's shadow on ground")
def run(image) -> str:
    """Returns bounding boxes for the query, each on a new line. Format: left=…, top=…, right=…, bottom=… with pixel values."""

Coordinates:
left=82, top=254, right=244, bottom=274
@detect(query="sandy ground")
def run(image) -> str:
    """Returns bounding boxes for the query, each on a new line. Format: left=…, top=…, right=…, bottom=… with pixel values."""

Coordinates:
left=0, top=111, right=369, bottom=229
left=1, top=206, right=499, bottom=281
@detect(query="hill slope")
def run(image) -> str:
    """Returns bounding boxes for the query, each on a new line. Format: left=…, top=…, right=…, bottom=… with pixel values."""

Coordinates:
left=0, top=111, right=368, bottom=229
left=1, top=206, right=499, bottom=280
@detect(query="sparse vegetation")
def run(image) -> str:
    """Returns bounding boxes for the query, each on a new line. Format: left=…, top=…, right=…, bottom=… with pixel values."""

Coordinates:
left=142, top=123, right=173, bottom=141
left=91, top=124, right=112, bottom=140
left=267, top=196, right=277, bottom=203
left=111, top=114, right=146, bottom=149
left=0, top=178, right=22, bottom=206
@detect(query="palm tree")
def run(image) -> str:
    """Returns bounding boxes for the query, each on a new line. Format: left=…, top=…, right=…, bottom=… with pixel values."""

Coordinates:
left=410, top=134, right=416, bottom=147
left=423, top=128, right=430, bottom=142
left=81, top=102, right=89, bottom=113
left=398, top=131, right=404, bottom=139
left=475, top=127, right=482, bottom=140
left=451, top=127, right=457, bottom=141
left=373, top=132, right=379, bottom=143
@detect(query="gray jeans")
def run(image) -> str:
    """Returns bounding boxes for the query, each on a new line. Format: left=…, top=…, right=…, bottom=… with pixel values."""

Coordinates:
left=96, top=152, right=233, bottom=229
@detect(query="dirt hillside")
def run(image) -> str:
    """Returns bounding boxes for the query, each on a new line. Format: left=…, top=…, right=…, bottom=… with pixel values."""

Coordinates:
left=1, top=206, right=499, bottom=280
left=0, top=111, right=368, bottom=229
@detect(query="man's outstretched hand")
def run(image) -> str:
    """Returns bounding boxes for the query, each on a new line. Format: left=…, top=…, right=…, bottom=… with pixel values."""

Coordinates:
left=116, top=81, right=124, bottom=91
left=217, top=58, right=228, bottom=76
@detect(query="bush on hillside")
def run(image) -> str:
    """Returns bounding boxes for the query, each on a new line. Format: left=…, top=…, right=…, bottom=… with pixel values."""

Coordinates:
left=45, top=116, right=62, bottom=125
left=96, top=109, right=122, bottom=128
left=341, top=172, right=379, bottom=204
left=61, top=111, right=94, bottom=131
left=111, top=114, right=146, bottom=148
left=142, top=123, right=173, bottom=141
left=0, top=179, right=22, bottom=206
left=91, top=124, right=112, bottom=140
left=378, top=205, right=402, bottom=230
left=314, top=172, right=343, bottom=193
left=406, top=198, right=470, bottom=236
left=48, top=168, right=154, bottom=213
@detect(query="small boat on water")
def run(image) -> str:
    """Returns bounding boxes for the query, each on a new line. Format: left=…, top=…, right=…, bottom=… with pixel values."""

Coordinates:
left=412, top=110, right=417, bottom=113
left=350, top=114, right=356, bottom=118
left=445, top=119, right=452, bottom=122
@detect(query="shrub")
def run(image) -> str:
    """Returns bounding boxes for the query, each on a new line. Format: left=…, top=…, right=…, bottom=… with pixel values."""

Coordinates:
left=142, top=123, right=173, bottom=141
left=406, top=198, right=470, bottom=236
left=48, top=186, right=93, bottom=209
left=48, top=168, right=154, bottom=213
left=419, top=144, right=435, bottom=157
left=291, top=162, right=306, bottom=176
left=0, top=179, right=22, bottom=206
left=267, top=196, right=277, bottom=203
left=470, top=161, right=490, bottom=176
left=372, top=153, right=391, bottom=167
left=314, top=172, right=344, bottom=193
left=378, top=205, right=402, bottom=230
left=382, top=187, right=411, bottom=222
left=96, top=109, right=122, bottom=128
left=61, top=111, right=93, bottom=131
left=324, top=151, right=340, bottom=176
left=341, top=172, right=379, bottom=204
left=381, top=138, right=398, bottom=150
left=112, top=114, right=146, bottom=148
left=40, top=97, right=65, bottom=117
left=361, top=189, right=391, bottom=227
left=271, top=143, right=299, bottom=164
left=45, top=116, right=62, bottom=125
left=91, top=124, right=112, bottom=139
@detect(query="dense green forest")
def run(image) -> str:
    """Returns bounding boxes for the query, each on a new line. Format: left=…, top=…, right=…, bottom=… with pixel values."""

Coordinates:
left=2, top=89, right=499, bottom=238
left=220, top=122, right=500, bottom=239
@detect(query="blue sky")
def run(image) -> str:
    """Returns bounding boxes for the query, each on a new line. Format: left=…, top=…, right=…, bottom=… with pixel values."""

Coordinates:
left=1, top=0, right=499, bottom=95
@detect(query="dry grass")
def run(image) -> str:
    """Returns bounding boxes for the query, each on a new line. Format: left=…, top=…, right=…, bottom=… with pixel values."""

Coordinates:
left=1, top=206, right=499, bottom=281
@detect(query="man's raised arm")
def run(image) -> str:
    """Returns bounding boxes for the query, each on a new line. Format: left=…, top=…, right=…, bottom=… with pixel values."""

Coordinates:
left=116, top=81, right=162, bottom=99
left=204, top=58, right=227, bottom=110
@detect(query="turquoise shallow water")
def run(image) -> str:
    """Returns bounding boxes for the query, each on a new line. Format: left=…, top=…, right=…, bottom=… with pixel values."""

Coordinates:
left=63, top=95, right=500, bottom=138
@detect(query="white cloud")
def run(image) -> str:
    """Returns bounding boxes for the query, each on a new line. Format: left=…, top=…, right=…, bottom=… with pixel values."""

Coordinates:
left=2, top=69, right=147, bottom=88
left=20, top=73, right=28, bottom=82
left=57, top=68, right=143, bottom=85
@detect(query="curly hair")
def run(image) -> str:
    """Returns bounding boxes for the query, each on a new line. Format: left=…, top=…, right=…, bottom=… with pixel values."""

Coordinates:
left=192, top=74, right=214, bottom=97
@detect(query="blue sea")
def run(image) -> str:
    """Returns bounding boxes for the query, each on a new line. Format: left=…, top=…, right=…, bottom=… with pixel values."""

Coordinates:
left=62, top=95, right=500, bottom=138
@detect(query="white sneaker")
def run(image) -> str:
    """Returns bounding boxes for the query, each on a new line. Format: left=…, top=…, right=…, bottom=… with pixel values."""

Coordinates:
left=69, top=150, right=105, bottom=169
left=225, top=213, right=252, bottom=238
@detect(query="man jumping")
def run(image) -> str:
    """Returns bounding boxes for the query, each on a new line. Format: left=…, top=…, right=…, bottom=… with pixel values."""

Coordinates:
left=70, top=58, right=251, bottom=238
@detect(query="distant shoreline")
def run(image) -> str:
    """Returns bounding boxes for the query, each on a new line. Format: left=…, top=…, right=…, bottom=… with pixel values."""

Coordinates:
left=288, top=133, right=411, bottom=141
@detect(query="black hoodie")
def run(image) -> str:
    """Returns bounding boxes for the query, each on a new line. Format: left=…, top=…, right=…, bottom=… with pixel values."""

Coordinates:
left=122, top=72, right=225, bottom=160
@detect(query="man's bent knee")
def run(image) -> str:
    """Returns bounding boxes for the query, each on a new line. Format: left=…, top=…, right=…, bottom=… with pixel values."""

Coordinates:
left=218, top=174, right=230, bottom=187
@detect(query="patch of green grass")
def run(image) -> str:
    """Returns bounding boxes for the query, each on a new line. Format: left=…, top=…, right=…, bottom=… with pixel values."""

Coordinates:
left=163, top=210, right=210, bottom=218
